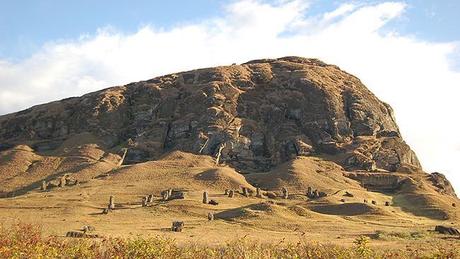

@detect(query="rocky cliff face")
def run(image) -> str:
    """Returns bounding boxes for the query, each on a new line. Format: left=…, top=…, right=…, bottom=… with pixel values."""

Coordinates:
left=0, top=57, right=420, bottom=173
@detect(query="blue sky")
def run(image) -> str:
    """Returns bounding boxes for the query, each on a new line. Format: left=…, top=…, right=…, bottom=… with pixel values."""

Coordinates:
left=0, top=0, right=460, bottom=191
left=1, top=0, right=459, bottom=61
left=0, top=0, right=223, bottom=59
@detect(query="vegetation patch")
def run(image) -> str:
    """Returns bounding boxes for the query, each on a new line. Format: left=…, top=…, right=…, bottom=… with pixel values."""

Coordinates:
left=372, top=230, right=429, bottom=241
left=0, top=223, right=458, bottom=258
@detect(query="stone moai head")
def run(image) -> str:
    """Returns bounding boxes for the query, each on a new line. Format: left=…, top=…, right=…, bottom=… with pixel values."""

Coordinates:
left=59, top=176, right=66, bottom=187
left=256, top=187, right=262, bottom=198
left=109, top=196, right=115, bottom=210
left=162, top=190, right=170, bottom=201
left=41, top=180, right=47, bottom=191
left=242, top=187, right=248, bottom=197
left=203, top=191, right=209, bottom=204
left=281, top=187, right=288, bottom=199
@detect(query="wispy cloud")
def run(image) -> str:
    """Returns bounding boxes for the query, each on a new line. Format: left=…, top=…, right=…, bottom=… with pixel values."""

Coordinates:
left=0, top=0, right=459, bottom=191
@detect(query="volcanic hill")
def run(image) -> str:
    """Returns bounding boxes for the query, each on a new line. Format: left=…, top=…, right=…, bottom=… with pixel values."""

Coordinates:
left=0, top=57, right=458, bottom=246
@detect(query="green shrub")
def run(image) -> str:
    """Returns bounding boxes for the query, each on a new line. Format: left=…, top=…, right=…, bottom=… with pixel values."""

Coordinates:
left=373, top=230, right=428, bottom=241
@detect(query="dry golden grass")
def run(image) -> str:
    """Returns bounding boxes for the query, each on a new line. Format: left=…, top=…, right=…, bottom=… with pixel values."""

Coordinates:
left=0, top=147, right=459, bottom=256
left=0, top=223, right=459, bottom=259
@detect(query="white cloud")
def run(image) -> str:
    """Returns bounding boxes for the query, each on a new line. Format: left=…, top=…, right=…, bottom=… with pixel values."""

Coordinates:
left=322, top=3, right=356, bottom=21
left=0, top=0, right=459, bottom=192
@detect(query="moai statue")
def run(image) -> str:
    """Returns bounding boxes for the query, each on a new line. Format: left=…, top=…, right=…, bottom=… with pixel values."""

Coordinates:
left=265, top=192, right=277, bottom=199
left=307, top=187, right=313, bottom=198
left=207, top=212, right=214, bottom=221
left=364, top=199, right=368, bottom=203
left=170, top=190, right=185, bottom=200
left=208, top=199, right=219, bottom=205
left=147, top=194, right=154, bottom=203
left=203, top=191, right=209, bottom=204
left=82, top=225, right=95, bottom=233
left=344, top=191, right=354, bottom=197
left=215, top=143, right=226, bottom=165
left=242, top=187, right=248, bottom=197
left=108, top=196, right=115, bottom=210
left=228, top=190, right=234, bottom=198
left=171, top=221, right=184, bottom=232
left=256, top=188, right=262, bottom=198
left=281, top=187, right=289, bottom=199
left=66, top=231, right=85, bottom=238
left=313, top=190, right=319, bottom=199
left=118, top=148, right=128, bottom=167
left=59, top=176, right=66, bottom=187
left=371, top=200, right=377, bottom=205
left=142, top=197, right=148, bottom=207
left=385, top=201, right=390, bottom=206
left=224, top=189, right=229, bottom=195
left=162, top=190, right=170, bottom=201
left=41, top=180, right=47, bottom=191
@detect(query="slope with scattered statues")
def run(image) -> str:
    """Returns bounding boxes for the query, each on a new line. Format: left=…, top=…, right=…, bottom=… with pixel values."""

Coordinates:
left=0, top=57, right=458, bottom=247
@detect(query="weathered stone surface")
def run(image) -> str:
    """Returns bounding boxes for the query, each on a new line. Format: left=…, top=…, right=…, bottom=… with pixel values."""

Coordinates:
left=208, top=199, right=219, bottom=205
left=344, top=172, right=406, bottom=192
left=0, top=57, right=422, bottom=173
left=281, top=187, right=289, bottom=199
left=41, top=180, right=47, bottom=191
left=256, top=187, right=262, bottom=198
left=344, top=191, right=354, bottom=197
left=202, top=191, right=209, bottom=204
left=66, top=231, right=100, bottom=238
left=171, top=221, right=184, bottom=232
left=108, top=196, right=115, bottom=210
left=82, top=225, right=96, bottom=233
left=147, top=194, right=154, bottom=203
left=161, top=190, right=170, bottom=201
left=264, top=192, right=277, bottom=199
left=434, top=225, right=460, bottom=235
left=428, top=172, right=457, bottom=197
left=241, top=187, right=248, bottom=197
left=169, top=190, right=186, bottom=200
left=306, top=187, right=327, bottom=199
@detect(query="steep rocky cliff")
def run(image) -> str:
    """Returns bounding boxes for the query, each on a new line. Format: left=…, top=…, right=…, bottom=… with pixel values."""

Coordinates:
left=0, top=56, right=458, bottom=223
left=0, top=57, right=420, bottom=174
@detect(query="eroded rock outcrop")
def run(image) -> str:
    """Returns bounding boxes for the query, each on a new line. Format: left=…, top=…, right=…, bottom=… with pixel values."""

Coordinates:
left=428, top=172, right=457, bottom=197
left=343, top=172, right=408, bottom=192
left=0, top=57, right=422, bottom=173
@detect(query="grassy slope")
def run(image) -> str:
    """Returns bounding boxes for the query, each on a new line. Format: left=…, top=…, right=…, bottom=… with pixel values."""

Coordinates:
left=0, top=146, right=458, bottom=251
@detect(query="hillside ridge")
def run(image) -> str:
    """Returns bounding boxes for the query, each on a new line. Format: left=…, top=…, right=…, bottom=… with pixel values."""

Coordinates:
left=0, top=56, right=420, bottom=173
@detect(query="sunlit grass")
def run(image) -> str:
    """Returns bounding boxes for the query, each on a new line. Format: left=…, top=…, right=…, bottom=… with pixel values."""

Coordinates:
left=0, top=223, right=458, bottom=258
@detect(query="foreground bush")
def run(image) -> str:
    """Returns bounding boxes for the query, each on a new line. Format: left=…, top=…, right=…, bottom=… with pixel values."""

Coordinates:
left=0, top=223, right=458, bottom=258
